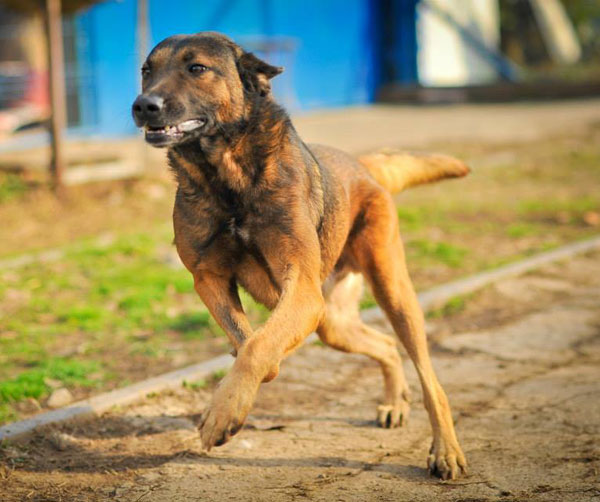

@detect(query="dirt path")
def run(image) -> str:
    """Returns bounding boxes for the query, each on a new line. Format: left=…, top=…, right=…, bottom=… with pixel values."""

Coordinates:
left=2, top=252, right=600, bottom=501
left=294, top=100, right=600, bottom=153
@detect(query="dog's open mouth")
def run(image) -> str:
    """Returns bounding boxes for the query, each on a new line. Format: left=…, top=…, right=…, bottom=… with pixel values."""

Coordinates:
left=143, top=119, right=206, bottom=145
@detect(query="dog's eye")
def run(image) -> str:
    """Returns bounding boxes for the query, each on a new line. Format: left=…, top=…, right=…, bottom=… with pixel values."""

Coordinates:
left=141, top=66, right=150, bottom=78
left=188, top=64, right=208, bottom=74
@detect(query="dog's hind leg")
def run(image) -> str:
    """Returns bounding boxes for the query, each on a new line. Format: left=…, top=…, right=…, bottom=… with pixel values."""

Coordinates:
left=318, top=272, right=411, bottom=428
left=349, top=188, right=467, bottom=480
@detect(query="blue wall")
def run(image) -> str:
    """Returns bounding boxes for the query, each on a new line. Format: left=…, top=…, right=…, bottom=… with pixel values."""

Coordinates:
left=75, top=0, right=378, bottom=137
left=76, top=1, right=138, bottom=136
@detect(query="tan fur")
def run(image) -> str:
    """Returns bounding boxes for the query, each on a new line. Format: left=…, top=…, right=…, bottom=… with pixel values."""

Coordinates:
left=358, top=152, right=470, bottom=193
left=138, top=32, right=469, bottom=481
left=319, top=272, right=411, bottom=427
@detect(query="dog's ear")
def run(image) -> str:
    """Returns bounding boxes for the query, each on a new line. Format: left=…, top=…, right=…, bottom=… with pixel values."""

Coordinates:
left=237, top=52, right=283, bottom=97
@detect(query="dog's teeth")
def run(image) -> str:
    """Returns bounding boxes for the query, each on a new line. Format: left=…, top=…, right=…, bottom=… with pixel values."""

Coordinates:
left=179, top=119, right=204, bottom=132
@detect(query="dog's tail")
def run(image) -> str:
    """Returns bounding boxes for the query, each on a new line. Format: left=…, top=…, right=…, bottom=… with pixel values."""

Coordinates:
left=358, top=152, right=470, bottom=193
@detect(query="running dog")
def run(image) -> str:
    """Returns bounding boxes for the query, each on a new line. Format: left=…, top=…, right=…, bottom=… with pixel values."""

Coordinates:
left=132, top=32, right=468, bottom=480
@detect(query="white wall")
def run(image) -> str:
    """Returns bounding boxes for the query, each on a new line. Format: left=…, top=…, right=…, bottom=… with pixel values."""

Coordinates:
left=417, top=0, right=500, bottom=86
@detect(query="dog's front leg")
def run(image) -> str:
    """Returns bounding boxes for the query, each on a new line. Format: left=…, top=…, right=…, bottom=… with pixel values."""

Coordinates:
left=199, top=260, right=325, bottom=450
left=193, top=270, right=254, bottom=354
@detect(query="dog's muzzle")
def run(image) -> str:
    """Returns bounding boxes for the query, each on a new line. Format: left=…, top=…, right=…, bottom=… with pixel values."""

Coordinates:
left=132, top=94, right=207, bottom=146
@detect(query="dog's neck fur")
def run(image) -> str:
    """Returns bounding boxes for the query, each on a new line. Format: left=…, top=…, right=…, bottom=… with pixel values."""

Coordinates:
left=168, top=95, right=295, bottom=201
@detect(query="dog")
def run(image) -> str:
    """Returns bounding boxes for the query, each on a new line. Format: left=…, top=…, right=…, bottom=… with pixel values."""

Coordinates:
left=132, top=32, right=468, bottom=480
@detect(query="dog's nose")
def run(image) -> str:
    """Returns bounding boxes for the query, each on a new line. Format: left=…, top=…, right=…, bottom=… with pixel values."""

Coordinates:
left=132, top=94, right=164, bottom=123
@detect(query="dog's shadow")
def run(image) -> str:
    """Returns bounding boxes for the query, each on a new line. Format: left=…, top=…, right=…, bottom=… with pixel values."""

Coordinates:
left=43, top=412, right=377, bottom=440
left=9, top=413, right=427, bottom=481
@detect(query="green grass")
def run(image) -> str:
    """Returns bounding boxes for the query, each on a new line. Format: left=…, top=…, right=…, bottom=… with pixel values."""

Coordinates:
left=427, top=294, right=471, bottom=320
left=181, top=368, right=230, bottom=392
left=0, top=359, right=101, bottom=424
left=397, top=206, right=430, bottom=231
left=0, top=359, right=100, bottom=403
left=0, top=173, right=28, bottom=203
left=359, top=293, right=377, bottom=310
left=212, top=369, right=228, bottom=380
left=506, top=222, right=541, bottom=238
left=518, top=196, right=599, bottom=219
left=0, top=405, right=18, bottom=424
left=406, top=240, right=469, bottom=268
left=168, top=312, right=211, bottom=339
left=0, top=230, right=271, bottom=424
left=182, top=379, right=208, bottom=391
left=0, top=232, right=228, bottom=423
left=1, top=233, right=204, bottom=345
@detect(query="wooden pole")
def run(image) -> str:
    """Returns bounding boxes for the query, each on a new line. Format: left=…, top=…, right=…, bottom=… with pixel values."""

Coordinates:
left=45, top=0, right=67, bottom=192
left=137, top=0, right=149, bottom=72
left=137, top=0, right=149, bottom=172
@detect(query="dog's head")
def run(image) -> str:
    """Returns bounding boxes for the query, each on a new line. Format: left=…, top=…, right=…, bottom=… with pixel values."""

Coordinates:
left=132, top=32, right=283, bottom=147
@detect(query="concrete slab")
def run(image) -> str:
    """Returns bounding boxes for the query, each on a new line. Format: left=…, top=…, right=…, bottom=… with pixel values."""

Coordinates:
left=440, top=307, right=598, bottom=363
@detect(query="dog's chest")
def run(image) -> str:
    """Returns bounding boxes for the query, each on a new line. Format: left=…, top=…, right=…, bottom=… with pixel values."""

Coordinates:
left=228, top=216, right=251, bottom=245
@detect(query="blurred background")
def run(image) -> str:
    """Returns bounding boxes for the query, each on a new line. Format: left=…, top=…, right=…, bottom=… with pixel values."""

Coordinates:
left=1, top=0, right=600, bottom=144
left=0, top=1, right=599, bottom=426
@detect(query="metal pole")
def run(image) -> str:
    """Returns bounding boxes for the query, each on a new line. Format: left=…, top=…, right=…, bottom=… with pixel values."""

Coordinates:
left=45, top=0, right=67, bottom=192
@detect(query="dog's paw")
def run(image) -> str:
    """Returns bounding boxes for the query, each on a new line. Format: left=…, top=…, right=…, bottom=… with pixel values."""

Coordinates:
left=377, top=389, right=411, bottom=428
left=199, top=405, right=243, bottom=450
left=376, top=399, right=410, bottom=428
left=198, top=376, right=254, bottom=450
left=427, top=439, right=468, bottom=480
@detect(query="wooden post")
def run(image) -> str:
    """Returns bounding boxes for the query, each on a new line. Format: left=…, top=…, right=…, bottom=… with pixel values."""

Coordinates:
left=137, top=0, right=149, bottom=72
left=137, top=0, right=149, bottom=172
left=45, top=0, right=67, bottom=192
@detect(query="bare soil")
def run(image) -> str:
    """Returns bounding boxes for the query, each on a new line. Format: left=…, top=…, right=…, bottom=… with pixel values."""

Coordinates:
left=2, top=251, right=599, bottom=501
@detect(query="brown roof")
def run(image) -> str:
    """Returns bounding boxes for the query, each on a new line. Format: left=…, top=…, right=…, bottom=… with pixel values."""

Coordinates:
left=0, top=0, right=103, bottom=15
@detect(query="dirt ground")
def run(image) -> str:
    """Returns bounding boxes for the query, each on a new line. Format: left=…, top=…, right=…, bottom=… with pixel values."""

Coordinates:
left=2, top=251, right=599, bottom=501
